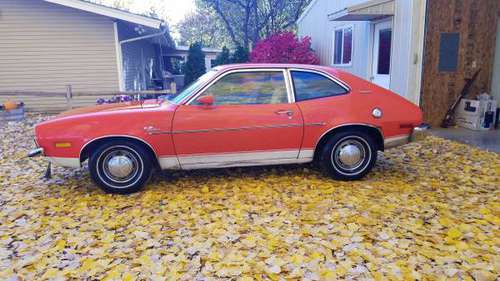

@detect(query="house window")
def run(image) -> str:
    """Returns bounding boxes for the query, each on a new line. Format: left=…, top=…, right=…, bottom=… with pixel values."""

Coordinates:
left=332, top=26, right=353, bottom=66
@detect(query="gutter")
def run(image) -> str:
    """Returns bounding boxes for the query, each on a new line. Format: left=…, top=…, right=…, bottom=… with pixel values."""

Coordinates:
left=119, top=25, right=168, bottom=45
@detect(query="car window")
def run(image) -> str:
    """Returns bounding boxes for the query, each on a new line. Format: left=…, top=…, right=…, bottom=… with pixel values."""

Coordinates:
left=169, top=70, right=218, bottom=104
left=193, top=71, right=288, bottom=105
left=291, top=71, right=348, bottom=102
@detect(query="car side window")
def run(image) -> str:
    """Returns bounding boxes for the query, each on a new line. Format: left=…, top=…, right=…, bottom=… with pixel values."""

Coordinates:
left=291, top=71, right=348, bottom=102
left=193, top=71, right=288, bottom=105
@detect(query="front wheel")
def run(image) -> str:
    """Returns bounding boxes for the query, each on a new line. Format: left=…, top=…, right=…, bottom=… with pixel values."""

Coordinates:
left=89, top=141, right=153, bottom=194
left=320, top=131, right=377, bottom=180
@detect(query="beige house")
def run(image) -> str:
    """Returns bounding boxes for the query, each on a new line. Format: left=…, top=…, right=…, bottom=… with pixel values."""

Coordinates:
left=0, top=0, right=173, bottom=111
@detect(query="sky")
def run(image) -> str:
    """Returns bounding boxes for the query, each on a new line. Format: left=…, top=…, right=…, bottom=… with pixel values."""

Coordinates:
left=97, top=0, right=195, bottom=24
left=97, top=0, right=196, bottom=39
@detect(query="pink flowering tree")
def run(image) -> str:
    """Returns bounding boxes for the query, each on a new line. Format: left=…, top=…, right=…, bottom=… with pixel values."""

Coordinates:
left=250, top=31, right=320, bottom=65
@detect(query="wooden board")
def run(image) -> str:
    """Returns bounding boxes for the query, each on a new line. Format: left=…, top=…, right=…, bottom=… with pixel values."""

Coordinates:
left=420, top=0, right=500, bottom=126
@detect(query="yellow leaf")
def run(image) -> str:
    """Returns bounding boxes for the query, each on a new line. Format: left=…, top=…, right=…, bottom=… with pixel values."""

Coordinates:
left=80, top=258, right=96, bottom=272
left=335, top=266, right=347, bottom=276
left=122, top=272, right=135, bottom=281
left=201, top=186, right=210, bottom=193
left=102, top=268, right=120, bottom=281
left=447, top=228, right=462, bottom=240
left=320, top=269, right=336, bottom=279
left=290, top=254, right=304, bottom=265
left=439, top=217, right=452, bottom=227
left=41, top=268, right=59, bottom=279
left=310, top=251, right=323, bottom=260
left=137, top=254, right=153, bottom=267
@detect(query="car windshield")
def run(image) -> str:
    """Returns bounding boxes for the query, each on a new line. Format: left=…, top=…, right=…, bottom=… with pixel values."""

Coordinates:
left=169, top=70, right=219, bottom=104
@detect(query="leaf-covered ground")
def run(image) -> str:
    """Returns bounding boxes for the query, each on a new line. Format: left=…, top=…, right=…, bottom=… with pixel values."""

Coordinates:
left=0, top=115, right=499, bottom=281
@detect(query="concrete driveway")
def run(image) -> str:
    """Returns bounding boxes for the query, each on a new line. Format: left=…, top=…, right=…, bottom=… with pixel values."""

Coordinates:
left=430, top=128, right=500, bottom=153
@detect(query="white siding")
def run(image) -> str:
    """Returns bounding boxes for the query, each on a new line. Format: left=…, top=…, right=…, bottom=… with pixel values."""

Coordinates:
left=389, top=0, right=426, bottom=104
left=298, top=0, right=371, bottom=78
left=0, top=0, right=120, bottom=95
left=298, top=0, right=426, bottom=104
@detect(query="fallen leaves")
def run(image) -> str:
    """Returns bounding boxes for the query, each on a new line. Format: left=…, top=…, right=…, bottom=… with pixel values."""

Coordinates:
left=0, top=115, right=499, bottom=280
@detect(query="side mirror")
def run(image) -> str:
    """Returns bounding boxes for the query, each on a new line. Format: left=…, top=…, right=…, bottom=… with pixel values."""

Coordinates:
left=197, top=95, right=214, bottom=106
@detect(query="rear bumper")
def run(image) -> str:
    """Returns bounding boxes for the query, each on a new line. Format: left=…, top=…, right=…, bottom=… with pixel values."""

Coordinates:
left=384, top=124, right=430, bottom=149
left=410, top=124, right=430, bottom=142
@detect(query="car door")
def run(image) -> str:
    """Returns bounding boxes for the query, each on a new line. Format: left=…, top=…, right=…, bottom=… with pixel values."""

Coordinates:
left=172, top=69, right=303, bottom=169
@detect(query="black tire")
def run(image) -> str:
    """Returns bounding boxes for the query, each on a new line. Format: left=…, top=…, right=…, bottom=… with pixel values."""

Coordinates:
left=89, top=141, right=153, bottom=194
left=319, top=130, right=377, bottom=180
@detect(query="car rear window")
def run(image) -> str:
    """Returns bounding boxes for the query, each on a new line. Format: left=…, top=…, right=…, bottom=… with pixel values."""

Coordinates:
left=291, top=71, right=348, bottom=102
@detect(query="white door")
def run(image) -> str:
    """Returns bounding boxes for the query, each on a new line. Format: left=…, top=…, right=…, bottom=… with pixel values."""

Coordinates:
left=492, top=17, right=500, bottom=101
left=371, top=21, right=392, bottom=89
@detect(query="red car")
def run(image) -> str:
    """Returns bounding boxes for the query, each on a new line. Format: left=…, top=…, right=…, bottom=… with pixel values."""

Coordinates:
left=29, top=64, right=427, bottom=194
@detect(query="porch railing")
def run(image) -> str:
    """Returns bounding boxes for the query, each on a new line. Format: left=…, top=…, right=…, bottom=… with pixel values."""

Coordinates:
left=0, top=84, right=176, bottom=112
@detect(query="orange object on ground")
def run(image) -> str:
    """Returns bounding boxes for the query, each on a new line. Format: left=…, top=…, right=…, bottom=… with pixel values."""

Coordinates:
left=3, top=100, right=17, bottom=110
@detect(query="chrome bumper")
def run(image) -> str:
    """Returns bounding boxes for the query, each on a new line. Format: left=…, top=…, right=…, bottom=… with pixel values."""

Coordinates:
left=28, top=147, right=44, bottom=158
left=384, top=124, right=430, bottom=149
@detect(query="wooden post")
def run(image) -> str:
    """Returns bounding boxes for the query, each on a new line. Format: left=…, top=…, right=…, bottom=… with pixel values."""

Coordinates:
left=66, top=85, right=73, bottom=110
left=170, top=82, right=177, bottom=94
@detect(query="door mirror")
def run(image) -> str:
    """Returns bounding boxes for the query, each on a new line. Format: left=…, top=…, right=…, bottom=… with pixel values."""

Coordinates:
left=197, top=95, right=214, bottom=106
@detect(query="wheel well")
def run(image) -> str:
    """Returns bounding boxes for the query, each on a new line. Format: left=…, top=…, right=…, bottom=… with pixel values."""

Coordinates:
left=80, top=137, right=160, bottom=168
left=313, top=125, right=384, bottom=162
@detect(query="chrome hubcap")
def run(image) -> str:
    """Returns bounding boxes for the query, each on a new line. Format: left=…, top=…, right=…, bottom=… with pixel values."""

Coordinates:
left=333, top=139, right=366, bottom=171
left=103, top=151, right=138, bottom=182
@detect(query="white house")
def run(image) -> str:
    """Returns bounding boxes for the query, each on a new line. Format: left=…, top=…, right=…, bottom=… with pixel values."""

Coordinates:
left=298, top=0, right=427, bottom=105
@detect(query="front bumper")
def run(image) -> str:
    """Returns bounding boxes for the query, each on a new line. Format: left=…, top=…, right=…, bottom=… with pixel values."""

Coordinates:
left=28, top=147, right=81, bottom=168
left=384, top=124, right=430, bottom=149
left=28, top=147, right=44, bottom=157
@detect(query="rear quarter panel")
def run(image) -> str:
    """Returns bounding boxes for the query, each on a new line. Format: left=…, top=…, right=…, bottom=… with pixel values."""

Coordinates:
left=298, top=68, right=422, bottom=150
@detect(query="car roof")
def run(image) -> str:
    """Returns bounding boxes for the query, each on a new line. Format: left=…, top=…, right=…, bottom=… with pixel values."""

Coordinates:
left=212, top=63, right=349, bottom=78
left=214, top=63, right=327, bottom=71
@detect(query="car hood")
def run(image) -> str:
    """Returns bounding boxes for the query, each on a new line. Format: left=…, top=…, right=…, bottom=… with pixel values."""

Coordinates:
left=55, top=99, right=165, bottom=119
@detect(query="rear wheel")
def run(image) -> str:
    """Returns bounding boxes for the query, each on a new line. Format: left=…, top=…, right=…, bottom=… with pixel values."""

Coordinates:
left=320, top=131, right=377, bottom=180
left=89, top=141, right=153, bottom=194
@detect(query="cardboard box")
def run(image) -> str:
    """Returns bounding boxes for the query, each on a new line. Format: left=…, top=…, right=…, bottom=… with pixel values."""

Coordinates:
left=455, top=99, right=497, bottom=130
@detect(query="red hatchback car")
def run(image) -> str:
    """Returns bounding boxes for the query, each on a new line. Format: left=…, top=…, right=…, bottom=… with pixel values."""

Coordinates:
left=29, top=64, right=427, bottom=194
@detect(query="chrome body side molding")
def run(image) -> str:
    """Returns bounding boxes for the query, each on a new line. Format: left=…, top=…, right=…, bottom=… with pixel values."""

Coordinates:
left=147, top=122, right=326, bottom=136
left=159, top=149, right=314, bottom=170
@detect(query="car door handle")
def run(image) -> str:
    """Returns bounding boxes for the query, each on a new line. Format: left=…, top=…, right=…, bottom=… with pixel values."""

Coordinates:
left=275, top=110, right=294, bottom=116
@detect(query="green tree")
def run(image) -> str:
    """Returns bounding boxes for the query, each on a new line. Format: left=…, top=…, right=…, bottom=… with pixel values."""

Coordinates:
left=200, top=0, right=311, bottom=47
left=183, top=42, right=206, bottom=86
left=176, top=8, right=232, bottom=48
left=214, top=46, right=231, bottom=66
left=231, top=46, right=249, bottom=63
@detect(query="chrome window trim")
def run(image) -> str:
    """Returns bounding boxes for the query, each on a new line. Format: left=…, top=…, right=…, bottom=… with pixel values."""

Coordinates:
left=184, top=68, right=292, bottom=105
left=174, top=68, right=220, bottom=105
left=284, top=69, right=295, bottom=103
left=288, top=68, right=352, bottom=99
